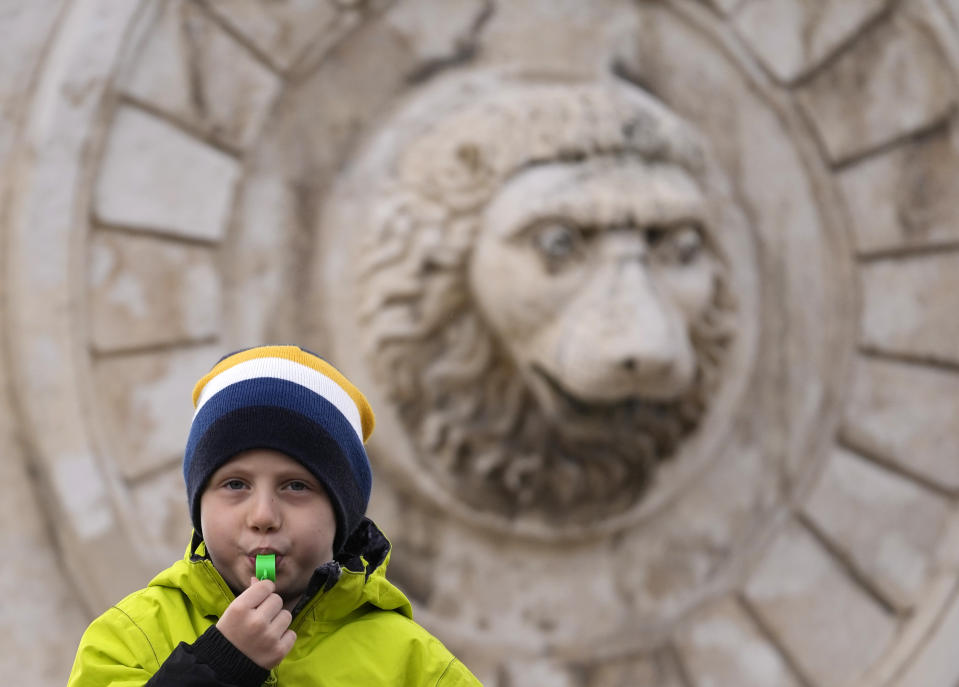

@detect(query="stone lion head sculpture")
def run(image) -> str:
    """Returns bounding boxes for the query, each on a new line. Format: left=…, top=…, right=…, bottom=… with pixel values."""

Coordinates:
left=353, top=73, right=738, bottom=525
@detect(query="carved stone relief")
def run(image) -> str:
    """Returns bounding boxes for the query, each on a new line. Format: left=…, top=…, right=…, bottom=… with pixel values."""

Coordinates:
left=345, top=75, right=741, bottom=525
left=5, top=1, right=959, bottom=685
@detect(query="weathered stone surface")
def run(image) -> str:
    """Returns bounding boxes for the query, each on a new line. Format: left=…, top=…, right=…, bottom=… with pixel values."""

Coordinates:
left=202, top=0, right=340, bottom=71
left=890, top=589, right=959, bottom=687
left=414, top=536, right=625, bottom=651
left=250, top=12, right=416, bottom=180
left=859, top=253, right=959, bottom=364
left=384, top=0, right=491, bottom=66
left=843, top=355, right=959, bottom=491
left=130, top=463, right=196, bottom=565
left=480, top=0, right=641, bottom=76
left=676, top=598, right=800, bottom=687
left=610, top=442, right=780, bottom=625
left=0, top=346, right=90, bottom=683
left=585, top=652, right=687, bottom=687
left=222, top=176, right=301, bottom=346
left=803, top=446, right=952, bottom=610
left=95, top=106, right=240, bottom=240
left=0, top=3, right=94, bottom=682
left=89, top=230, right=221, bottom=352
left=744, top=519, right=896, bottom=686
left=0, top=0, right=66, bottom=164
left=731, top=0, right=890, bottom=83
left=3, top=0, right=159, bottom=628
left=838, top=123, right=959, bottom=254
left=499, top=659, right=576, bottom=687
left=796, top=12, right=954, bottom=163
left=944, top=0, right=959, bottom=32
left=92, top=345, right=220, bottom=481
left=121, top=0, right=281, bottom=150
left=701, top=0, right=743, bottom=15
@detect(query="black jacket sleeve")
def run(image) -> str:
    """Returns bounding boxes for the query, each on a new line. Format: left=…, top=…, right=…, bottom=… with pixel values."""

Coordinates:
left=144, top=625, right=270, bottom=687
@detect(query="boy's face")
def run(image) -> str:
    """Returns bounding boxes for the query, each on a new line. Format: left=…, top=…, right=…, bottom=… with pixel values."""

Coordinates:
left=200, top=448, right=337, bottom=610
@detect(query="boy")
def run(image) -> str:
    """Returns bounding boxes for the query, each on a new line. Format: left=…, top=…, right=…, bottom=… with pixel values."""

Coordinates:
left=67, top=345, right=481, bottom=686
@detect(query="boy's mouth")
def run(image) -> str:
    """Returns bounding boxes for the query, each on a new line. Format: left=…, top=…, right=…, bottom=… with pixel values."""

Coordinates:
left=247, top=549, right=283, bottom=570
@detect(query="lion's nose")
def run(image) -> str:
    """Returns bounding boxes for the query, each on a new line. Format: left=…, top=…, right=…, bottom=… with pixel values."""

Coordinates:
left=620, top=355, right=674, bottom=376
left=600, top=259, right=695, bottom=396
left=614, top=266, right=677, bottom=366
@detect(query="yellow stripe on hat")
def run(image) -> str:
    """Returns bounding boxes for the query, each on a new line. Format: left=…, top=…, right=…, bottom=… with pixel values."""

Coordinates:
left=192, top=345, right=375, bottom=441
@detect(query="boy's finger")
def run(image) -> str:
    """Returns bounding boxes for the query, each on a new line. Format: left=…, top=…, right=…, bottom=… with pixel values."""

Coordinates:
left=270, top=609, right=293, bottom=631
left=261, top=607, right=293, bottom=643
left=254, top=592, right=285, bottom=621
left=233, top=579, right=275, bottom=608
left=277, top=628, right=296, bottom=655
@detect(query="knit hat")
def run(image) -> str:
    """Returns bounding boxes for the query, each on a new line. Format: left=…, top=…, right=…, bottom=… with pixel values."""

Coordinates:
left=183, top=345, right=375, bottom=555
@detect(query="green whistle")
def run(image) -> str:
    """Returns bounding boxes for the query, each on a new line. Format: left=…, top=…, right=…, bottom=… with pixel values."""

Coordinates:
left=255, top=554, right=276, bottom=581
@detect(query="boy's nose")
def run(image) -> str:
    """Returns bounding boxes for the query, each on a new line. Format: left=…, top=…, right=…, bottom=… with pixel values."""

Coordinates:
left=247, top=492, right=281, bottom=532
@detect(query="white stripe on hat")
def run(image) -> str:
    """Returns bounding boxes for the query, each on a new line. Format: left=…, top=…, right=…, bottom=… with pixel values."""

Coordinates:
left=193, top=357, right=364, bottom=442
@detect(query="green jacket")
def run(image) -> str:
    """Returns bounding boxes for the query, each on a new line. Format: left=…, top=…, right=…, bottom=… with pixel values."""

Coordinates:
left=68, top=520, right=480, bottom=686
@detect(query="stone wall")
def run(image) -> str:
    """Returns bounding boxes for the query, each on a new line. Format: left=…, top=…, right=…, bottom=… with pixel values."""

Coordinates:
left=3, top=1, right=959, bottom=685
left=0, top=1, right=98, bottom=683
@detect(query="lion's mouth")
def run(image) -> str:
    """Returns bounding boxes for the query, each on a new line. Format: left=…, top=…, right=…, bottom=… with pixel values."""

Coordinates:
left=530, top=363, right=651, bottom=416
left=529, top=361, right=702, bottom=439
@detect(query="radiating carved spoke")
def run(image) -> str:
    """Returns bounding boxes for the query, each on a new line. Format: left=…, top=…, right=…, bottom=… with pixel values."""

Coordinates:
left=676, top=597, right=804, bottom=687
left=842, top=354, right=959, bottom=493
left=743, top=519, right=897, bottom=687
left=801, top=446, right=953, bottom=615
left=95, top=106, right=240, bottom=241
left=120, top=0, right=282, bottom=150
left=859, top=253, right=959, bottom=366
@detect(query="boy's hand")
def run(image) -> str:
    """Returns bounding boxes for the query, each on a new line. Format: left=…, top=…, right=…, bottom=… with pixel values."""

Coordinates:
left=216, top=578, right=296, bottom=669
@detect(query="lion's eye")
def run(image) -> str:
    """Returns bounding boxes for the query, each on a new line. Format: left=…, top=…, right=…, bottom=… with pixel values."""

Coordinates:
left=530, top=220, right=584, bottom=268
left=653, top=225, right=703, bottom=266
left=645, top=226, right=667, bottom=246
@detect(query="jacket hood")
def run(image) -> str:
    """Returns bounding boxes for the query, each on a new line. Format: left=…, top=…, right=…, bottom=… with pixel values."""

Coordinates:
left=147, top=518, right=413, bottom=625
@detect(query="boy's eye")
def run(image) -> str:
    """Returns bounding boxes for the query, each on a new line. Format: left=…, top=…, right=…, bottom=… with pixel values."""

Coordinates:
left=224, top=479, right=246, bottom=490
left=286, top=480, right=309, bottom=492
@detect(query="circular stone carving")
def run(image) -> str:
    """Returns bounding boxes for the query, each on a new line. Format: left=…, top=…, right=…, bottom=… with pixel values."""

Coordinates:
left=9, top=0, right=959, bottom=683
left=338, top=72, right=748, bottom=529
